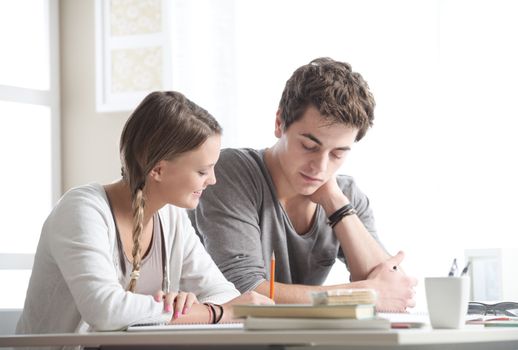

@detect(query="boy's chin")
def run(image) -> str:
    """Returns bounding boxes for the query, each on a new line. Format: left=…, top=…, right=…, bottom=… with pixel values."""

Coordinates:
left=297, top=186, right=319, bottom=197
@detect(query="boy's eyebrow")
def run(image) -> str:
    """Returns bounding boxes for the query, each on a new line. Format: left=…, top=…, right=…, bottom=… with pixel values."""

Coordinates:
left=301, top=133, right=322, bottom=145
left=301, top=133, right=351, bottom=151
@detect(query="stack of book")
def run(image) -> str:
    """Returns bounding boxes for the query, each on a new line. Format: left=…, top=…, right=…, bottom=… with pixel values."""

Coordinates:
left=233, top=288, right=390, bottom=330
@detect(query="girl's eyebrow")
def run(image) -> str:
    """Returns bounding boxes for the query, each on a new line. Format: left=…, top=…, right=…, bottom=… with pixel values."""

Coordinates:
left=301, top=133, right=351, bottom=151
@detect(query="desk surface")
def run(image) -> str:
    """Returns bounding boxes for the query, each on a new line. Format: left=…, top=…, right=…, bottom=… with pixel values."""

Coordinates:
left=1, top=326, right=518, bottom=349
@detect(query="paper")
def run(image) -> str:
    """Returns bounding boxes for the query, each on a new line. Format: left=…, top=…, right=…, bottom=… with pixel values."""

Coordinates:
left=127, top=323, right=244, bottom=332
left=467, top=316, right=518, bottom=326
left=378, top=311, right=429, bottom=328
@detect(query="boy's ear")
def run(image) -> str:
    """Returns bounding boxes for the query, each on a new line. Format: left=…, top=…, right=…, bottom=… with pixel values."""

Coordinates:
left=274, top=109, right=283, bottom=138
left=148, top=161, right=164, bottom=182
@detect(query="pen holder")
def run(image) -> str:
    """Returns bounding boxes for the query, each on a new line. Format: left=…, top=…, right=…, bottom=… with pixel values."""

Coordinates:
left=425, top=276, right=470, bottom=329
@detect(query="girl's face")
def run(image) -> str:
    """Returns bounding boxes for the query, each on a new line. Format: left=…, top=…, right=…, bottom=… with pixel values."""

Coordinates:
left=151, top=134, right=221, bottom=209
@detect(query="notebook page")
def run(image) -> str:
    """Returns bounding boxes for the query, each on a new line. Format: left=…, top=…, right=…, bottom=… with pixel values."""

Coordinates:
left=127, top=323, right=244, bottom=332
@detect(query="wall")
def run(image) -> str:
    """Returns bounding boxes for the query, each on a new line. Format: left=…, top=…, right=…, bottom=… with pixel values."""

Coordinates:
left=60, top=0, right=126, bottom=191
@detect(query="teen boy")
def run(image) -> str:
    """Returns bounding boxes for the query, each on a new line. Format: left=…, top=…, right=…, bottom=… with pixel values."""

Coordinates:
left=189, top=58, right=417, bottom=311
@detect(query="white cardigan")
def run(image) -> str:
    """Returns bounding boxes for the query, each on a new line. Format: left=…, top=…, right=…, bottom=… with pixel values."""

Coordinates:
left=16, top=183, right=239, bottom=336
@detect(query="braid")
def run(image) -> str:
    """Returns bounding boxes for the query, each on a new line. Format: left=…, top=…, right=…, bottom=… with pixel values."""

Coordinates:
left=127, top=187, right=145, bottom=292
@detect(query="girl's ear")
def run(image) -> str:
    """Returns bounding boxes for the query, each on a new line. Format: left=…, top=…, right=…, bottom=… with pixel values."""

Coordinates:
left=149, top=161, right=165, bottom=182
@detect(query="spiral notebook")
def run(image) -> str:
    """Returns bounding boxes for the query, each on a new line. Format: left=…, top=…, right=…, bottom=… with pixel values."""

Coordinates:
left=127, top=322, right=244, bottom=332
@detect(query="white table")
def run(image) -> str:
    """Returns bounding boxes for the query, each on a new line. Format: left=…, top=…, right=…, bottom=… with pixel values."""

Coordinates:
left=1, top=325, right=518, bottom=349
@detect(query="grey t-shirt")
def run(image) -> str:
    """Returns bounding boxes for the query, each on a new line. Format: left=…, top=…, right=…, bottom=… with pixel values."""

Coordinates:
left=188, top=148, right=380, bottom=293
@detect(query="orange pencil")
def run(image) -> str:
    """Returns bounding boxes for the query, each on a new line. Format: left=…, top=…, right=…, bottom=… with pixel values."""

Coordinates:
left=269, top=251, right=275, bottom=300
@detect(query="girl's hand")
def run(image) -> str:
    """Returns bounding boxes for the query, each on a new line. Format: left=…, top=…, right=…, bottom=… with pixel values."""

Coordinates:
left=154, top=290, right=199, bottom=320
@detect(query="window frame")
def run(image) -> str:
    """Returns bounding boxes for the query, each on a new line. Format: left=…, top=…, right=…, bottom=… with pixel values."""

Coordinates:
left=0, top=0, right=60, bottom=271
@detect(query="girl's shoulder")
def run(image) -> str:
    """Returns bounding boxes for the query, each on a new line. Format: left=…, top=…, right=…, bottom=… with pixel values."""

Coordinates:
left=49, top=183, right=111, bottom=222
left=41, top=183, right=116, bottom=245
left=58, top=183, right=107, bottom=204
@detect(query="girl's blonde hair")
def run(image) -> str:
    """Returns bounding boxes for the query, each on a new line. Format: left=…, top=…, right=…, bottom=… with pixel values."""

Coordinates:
left=119, top=91, right=221, bottom=292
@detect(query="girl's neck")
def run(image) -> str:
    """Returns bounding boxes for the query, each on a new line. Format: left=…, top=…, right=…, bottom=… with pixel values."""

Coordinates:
left=105, top=179, right=158, bottom=225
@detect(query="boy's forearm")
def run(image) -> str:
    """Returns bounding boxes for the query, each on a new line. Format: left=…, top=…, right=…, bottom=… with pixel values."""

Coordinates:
left=332, top=215, right=390, bottom=281
left=253, top=279, right=370, bottom=304
left=319, top=191, right=389, bottom=281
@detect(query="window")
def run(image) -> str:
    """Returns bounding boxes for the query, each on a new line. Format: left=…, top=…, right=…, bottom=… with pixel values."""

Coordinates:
left=0, top=0, right=60, bottom=308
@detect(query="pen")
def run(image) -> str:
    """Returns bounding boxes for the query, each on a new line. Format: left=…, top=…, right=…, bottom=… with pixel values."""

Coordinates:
left=448, top=258, right=458, bottom=277
left=269, top=251, right=275, bottom=300
left=460, top=262, right=471, bottom=276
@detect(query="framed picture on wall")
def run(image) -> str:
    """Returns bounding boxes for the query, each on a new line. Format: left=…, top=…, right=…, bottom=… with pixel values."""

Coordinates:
left=95, top=0, right=172, bottom=112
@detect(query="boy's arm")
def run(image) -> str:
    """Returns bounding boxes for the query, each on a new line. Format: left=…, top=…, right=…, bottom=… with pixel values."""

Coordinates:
left=254, top=279, right=370, bottom=304
left=309, top=176, right=388, bottom=281
left=306, top=177, right=417, bottom=311
left=254, top=253, right=417, bottom=312
left=324, top=194, right=390, bottom=281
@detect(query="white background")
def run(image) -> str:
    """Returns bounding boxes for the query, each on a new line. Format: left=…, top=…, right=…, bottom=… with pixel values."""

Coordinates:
left=1, top=0, right=517, bottom=310
left=169, top=0, right=518, bottom=309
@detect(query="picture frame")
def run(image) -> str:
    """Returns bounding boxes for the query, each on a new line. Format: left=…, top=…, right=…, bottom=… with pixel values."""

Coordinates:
left=95, top=0, right=172, bottom=112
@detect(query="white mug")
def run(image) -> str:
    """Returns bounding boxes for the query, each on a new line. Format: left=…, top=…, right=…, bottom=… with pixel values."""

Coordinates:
left=425, top=276, right=470, bottom=329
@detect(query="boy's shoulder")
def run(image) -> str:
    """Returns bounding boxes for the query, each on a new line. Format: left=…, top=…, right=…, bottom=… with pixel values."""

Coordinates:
left=220, top=147, right=261, bottom=160
left=218, top=147, right=265, bottom=169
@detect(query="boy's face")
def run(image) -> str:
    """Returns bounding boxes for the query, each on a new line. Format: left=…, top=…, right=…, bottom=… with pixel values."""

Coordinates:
left=274, top=105, right=358, bottom=196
